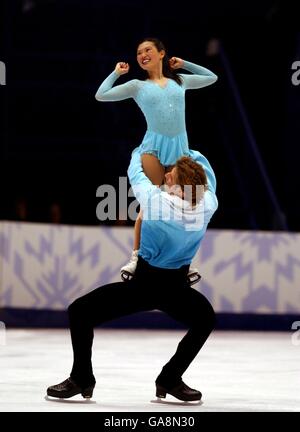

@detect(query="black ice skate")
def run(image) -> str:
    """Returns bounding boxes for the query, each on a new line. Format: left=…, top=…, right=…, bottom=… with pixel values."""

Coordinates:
left=156, top=381, right=202, bottom=402
left=46, top=377, right=95, bottom=399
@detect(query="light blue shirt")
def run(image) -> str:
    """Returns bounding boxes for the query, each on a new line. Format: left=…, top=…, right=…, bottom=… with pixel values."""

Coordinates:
left=128, top=149, right=218, bottom=269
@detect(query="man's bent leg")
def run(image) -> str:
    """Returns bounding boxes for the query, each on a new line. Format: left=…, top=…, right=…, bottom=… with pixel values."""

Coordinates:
left=156, top=286, right=215, bottom=390
left=68, top=280, right=155, bottom=388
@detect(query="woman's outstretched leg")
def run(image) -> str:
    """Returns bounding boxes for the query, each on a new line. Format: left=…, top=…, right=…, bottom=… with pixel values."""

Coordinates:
left=133, top=211, right=143, bottom=251
left=120, top=212, right=142, bottom=280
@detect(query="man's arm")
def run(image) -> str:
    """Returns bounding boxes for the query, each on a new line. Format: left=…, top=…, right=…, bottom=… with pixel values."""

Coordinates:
left=188, top=150, right=218, bottom=220
left=127, top=149, right=158, bottom=208
left=188, top=149, right=217, bottom=193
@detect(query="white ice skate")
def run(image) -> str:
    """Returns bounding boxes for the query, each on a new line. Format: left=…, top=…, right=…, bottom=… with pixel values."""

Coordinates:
left=121, top=251, right=201, bottom=285
left=120, top=250, right=139, bottom=281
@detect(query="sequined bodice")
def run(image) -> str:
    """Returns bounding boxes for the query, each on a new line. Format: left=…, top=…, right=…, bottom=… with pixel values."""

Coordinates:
left=135, top=79, right=186, bottom=137
left=95, top=60, right=218, bottom=139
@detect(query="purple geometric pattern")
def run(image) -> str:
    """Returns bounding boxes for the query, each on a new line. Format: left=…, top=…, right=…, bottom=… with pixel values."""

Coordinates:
left=0, top=223, right=300, bottom=313
left=0, top=222, right=133, bottom=310
left=192, top=230, right=300, bottom=313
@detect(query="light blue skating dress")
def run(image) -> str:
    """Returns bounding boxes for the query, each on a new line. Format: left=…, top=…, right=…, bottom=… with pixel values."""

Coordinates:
left=95, top=60, right=217, bottom=167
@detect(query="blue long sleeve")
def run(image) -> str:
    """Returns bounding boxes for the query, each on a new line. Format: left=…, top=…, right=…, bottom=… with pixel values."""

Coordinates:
left=180, top=60, right=218, bottom=90
left=95, top=71, right=140, bottom=101
left=95, top=60, right=217, bottom=101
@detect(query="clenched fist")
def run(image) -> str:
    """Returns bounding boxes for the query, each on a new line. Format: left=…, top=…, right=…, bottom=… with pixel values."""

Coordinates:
left=169, top=57, right=184, bottom=70
left=115, top=62, right=130, bottom=75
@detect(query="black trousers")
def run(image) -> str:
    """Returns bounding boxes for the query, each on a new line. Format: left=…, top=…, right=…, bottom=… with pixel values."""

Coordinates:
left=68, top=257, right=215, bottom=390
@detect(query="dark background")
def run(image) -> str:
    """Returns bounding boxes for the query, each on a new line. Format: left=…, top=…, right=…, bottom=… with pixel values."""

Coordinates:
left=0, top=0, right=299, bottom=230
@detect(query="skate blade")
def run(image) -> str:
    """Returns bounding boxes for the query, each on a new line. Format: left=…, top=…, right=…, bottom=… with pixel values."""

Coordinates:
left=188, top=274, right=201, bottom=286
left=45, top=395, right=96, bottom=404
left=121, top=271, right=134, bottom=282
left=150, top=397, right=203, bottom=406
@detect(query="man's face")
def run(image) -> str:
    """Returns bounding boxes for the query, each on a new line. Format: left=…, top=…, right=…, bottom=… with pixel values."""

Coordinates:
left=164, top=167, right=183, bottom=198
left=164, top=167, right=177, bottom=187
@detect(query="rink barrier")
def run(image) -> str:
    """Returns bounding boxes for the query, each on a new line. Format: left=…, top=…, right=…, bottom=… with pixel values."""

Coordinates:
left=0, top=221, right=299, bottom=328
left=0, top=308, right=299, bottom=331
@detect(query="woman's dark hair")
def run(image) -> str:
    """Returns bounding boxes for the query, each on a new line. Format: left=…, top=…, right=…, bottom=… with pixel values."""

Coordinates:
left=138, top=37, right=182, bottom=86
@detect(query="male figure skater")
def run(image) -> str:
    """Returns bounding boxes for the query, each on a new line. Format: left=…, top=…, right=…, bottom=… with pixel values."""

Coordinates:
left=47, top=148, right=218, bottom=402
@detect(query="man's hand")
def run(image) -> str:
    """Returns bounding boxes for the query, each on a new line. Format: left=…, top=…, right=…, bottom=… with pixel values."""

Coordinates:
left=115, top=62, right=130, bottom=75
left=169, top=57, right=184, bottom=70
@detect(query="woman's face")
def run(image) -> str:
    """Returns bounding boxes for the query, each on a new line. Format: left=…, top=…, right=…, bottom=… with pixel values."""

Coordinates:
left=136, top=41, right=165, bottom=70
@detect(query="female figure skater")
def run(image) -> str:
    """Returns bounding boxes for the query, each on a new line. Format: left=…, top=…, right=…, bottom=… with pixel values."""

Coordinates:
left=95, top=37, right=217, bottom=283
